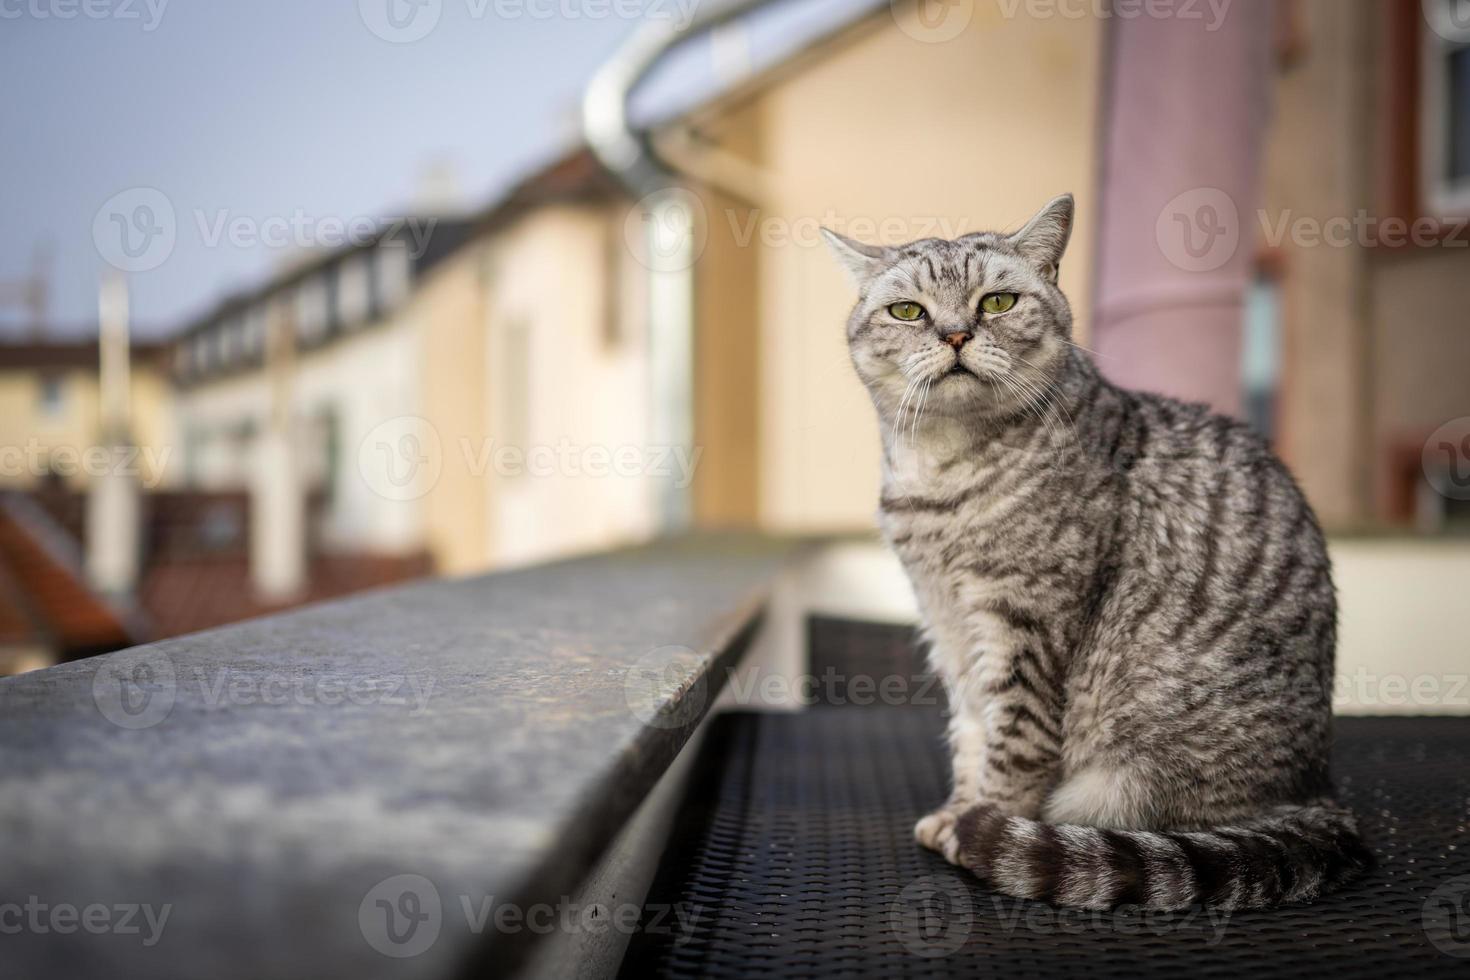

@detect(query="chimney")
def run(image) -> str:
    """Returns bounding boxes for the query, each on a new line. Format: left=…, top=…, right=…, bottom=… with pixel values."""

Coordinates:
left=86, top=272, right=140, bottom=596
left=250, top=299, right=306, bottom=601
left=414, top=157, right=463, bottom=216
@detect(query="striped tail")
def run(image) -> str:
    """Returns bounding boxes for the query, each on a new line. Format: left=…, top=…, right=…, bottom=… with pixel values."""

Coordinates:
left=952, top=801, right=1372, bottom=910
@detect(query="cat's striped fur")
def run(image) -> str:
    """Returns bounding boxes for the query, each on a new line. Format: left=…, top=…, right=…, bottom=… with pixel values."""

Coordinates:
left=823, top=195, right=1371, bottom=910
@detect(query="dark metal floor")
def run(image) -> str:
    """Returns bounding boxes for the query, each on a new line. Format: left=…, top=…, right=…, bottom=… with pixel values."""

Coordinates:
left=619, top=621, right=1470, bottom=978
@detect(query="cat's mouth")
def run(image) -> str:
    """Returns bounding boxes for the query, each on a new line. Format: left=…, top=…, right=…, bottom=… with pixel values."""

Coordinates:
left=946, top=363, right=978, bottom=379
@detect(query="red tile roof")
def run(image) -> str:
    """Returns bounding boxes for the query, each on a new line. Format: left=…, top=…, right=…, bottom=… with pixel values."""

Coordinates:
left=139, top=552, right=433, bottom=638
left=0, top=489, right=434, bottom=662
left=0, top=497, right=132, bottom=655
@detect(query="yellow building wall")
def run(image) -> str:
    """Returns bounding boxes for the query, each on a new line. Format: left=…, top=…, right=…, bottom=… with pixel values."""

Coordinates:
left=476, top=204, right=657, bottom=569
left=693, top=177, right=762, bottom=525
left=681, top=7, right=1103, bottom=532
left=0, top=365, right=175, bottom=490
left=416, top=241, right=492, bottom=576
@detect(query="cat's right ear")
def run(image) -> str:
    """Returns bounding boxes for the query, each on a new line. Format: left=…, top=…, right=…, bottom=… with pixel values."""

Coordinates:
left=820, top=228, right=888, bottom=286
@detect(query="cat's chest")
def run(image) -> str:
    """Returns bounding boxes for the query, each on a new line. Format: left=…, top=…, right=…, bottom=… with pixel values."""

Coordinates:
left=879, top=443, right=1049, bottom=641
left=878, top=439, right=1035, bottom=552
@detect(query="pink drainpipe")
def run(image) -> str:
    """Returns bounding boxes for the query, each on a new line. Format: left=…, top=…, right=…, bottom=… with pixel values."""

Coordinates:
left=1090, top=4, right=1272, bottom=418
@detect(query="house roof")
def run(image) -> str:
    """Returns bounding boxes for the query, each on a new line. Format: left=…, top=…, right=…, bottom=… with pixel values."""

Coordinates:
left=0, top=488, right=435, bottom=664
left=168, top=0, right=891, bottom=351
left=628, top=0, right=888, bottom=131
left=140, top=551, right=433, bottom=639
left=172, top=217, right=480, bottom=344
left=0, top=338, right=168, bottom=372
left=0, top=494, right=133, bottom=657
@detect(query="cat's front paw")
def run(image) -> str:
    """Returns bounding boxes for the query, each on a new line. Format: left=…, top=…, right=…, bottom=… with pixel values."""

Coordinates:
left=914, top=809, right=963, bottom=865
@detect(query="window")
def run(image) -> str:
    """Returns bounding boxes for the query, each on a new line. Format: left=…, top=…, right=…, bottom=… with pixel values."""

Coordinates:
left=337, top=256, right=371, bottom=328
left=500, top=317, right=531, bottom=472
left=193, top=331, right=212, bottom=375
left=295, top=278, right=330, bottom=345
left=242, top=305, right=267, bottom=359
left=37, top=375, right=64, bottom=416
left=374, top=241, right=412, bottom=314
left=1422, top=1, right=1470, bottom=213
left=1241, top=273, right=1281, bottom=443
left=217, top=317, right=239, bottom=366
left=304, top=405, right=341, bottom=503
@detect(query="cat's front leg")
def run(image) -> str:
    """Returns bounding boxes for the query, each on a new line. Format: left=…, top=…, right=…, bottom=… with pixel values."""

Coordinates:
left=912, top=711, right=986, bottom=855
left=916, top=640, right=1063, bottom=864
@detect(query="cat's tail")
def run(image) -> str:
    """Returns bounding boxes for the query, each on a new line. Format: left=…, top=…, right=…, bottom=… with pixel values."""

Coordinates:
left=949, top=801, right=1372, bottom=910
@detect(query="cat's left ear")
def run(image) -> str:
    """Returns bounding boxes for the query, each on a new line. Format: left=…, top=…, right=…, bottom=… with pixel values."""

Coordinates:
left=820, top=228, right=890, bottom=286
left=1007, top=193, right=1074, bottom=282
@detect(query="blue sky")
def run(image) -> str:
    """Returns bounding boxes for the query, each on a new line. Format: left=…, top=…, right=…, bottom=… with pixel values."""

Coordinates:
left=1, top=2, right=639, bottom=338
left=0, top=0, right=874, bottom=340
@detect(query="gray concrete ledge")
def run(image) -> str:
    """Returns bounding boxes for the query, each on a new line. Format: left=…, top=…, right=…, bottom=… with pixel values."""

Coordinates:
left=0, top=534, right=801, bottom=980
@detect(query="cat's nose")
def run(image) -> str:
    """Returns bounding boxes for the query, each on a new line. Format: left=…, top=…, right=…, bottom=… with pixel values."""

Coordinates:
left=943, top=331, right=970, bottom=350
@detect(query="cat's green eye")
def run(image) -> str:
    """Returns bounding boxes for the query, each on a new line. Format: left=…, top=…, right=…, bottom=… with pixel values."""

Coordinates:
left=888, top=302, right=926, bottom=321
left=980, top=292, right=1017, bottom=315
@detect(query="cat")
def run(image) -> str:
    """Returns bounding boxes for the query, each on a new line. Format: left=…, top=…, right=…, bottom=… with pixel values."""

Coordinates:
left=822, top=194, right=1371, bottom=911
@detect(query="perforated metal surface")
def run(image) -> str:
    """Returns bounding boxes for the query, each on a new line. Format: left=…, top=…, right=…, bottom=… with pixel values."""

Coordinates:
left=621, top=626, right=1470, bottom=977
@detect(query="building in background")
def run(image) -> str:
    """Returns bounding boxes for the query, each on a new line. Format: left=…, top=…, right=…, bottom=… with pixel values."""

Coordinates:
left=171, top=151, right=658, bottom=579
left=1263, top=0, right=1470, bottom=532
left=0, top=336, right=173, bottom=491
left=3, top=0, right=1469, bottom=673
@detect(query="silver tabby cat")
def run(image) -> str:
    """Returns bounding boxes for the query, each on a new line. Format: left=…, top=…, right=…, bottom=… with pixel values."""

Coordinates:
left=823, top=195, right=1370, bottom=910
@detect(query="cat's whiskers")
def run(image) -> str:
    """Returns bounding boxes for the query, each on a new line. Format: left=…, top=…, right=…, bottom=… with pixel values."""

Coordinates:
left=909, top=375, right=934, bottom=446
left=1060, top=338, right=1111, bottom=359
left=1001, top=370, right=1070, bottom=451
left=891, top=375, right=921, bottom=447
left=1008, top=354, right=1080, bottom=449
left=992, top=372, right=1054, bottom=442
